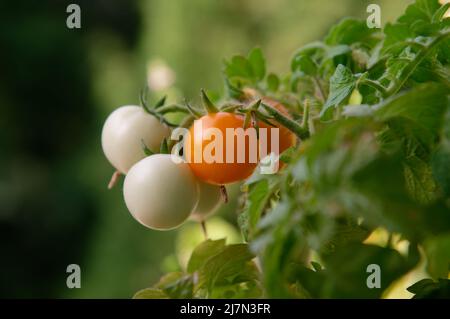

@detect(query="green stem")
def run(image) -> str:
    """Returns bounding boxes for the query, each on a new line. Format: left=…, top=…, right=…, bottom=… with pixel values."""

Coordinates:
left=261, top=103, right=310, bottom=140
left=220, top=104, right=242, bottom=112
left=140, top=89, right=177, bottom=127
left=179, top=115, right=195, bottom=129
left=184, top=100, right=203, bottom=118
left=157, top=104, right=189, bottom=114
left=387, top=31, right=450, bottom=96
left=313, top=77, right=327, bottom=102
left=360, top=79, right=388, bottom=97
left=301, top=100, right=310, bottom=129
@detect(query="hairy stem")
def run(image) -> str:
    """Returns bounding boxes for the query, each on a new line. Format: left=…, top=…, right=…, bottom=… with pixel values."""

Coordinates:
left=157, top=104, right=189, bottom=114
left=360, top=78, right=388, bottom=97
left=261, top=103, right=310, bottom=139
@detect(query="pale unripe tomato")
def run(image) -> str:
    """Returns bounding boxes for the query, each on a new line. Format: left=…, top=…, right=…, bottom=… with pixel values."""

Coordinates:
left=190, top=181, right=222, bottom=222
left=101, top=105, right=170, bottom=174
left=123, top=154, right=199, bottom=230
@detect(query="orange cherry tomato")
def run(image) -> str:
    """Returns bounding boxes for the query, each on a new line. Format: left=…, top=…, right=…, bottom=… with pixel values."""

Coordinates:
left=184, top=112, right=258, bottom=185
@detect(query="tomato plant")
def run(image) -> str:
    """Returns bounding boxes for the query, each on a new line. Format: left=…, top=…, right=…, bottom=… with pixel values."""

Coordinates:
left=103, top=0, right=450, bottom=299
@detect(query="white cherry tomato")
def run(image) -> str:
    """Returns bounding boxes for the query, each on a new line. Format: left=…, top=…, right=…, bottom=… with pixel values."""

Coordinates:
left=101, top=105, right=170, bottom=174
left=123, top=154, right=199, bottom=230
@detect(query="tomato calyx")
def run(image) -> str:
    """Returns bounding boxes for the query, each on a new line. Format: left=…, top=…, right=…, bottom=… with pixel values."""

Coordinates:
left=139, top=87, right=177, bottom=127
left=200, top=89, right=219, bottom=114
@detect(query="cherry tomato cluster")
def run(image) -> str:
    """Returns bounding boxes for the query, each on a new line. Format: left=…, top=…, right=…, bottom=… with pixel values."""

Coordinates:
left=101, top=90, right=296, bottom=231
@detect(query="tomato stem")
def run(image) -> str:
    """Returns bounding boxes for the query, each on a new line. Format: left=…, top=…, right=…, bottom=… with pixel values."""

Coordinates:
left=184, top=100, right=203, bottom=118
left=301, top=100, right=310, bottom=129
left=312, top=77, right=326, bottom=102
left=220, top=103, right=243, bottom=113
left=200, top=220, right=208, bottom=239
left=360, top=78, right=388, bottom=97
left=156, top=104, right=189, bottom=114
left=220, top=185, right=229, bottom=203
left=261, top=103, right=310, bottom=139
left=140, top=88, right=178, bottom=127
left=107, top=170, right=121, bottom=190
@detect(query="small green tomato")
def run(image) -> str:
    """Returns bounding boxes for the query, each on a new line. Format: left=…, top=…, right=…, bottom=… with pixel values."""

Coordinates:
left=123, top=154, right=199, bottom=230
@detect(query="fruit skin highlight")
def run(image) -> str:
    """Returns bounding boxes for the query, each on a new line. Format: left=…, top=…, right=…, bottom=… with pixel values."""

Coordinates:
left=101, top=105, right=170, bottom=174
left=184, top=112, right=258, bottom=185
left=123, top=154, right=199, bottom=230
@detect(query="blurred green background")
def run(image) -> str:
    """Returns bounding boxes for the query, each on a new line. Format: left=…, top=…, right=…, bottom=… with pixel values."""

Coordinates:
left=0, top=0, right=413, bottom=298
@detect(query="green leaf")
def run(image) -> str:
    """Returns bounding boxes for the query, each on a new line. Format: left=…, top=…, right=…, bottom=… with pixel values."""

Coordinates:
left=424, top=233, right=450, bottom=279
left=133, top=288, right=168, bottom=299
left=432, top=143, right=450, bottom=196
left=408, top=278, right=450, bottom=298
left=242, top=178, right=279, bottom=233
left=320, top=219, right=371, bottom=256
left=383, top=0, right=443, bottom=54
left=279, top=146, right=296, bottom=164
left=163, top=276, right=194, bottom=299
left=382, top=23, right=415, bottom=53
left=224, top=78, right=245, bottom=100
left=224, top=55, right=253, bottom=80
left=155, top=272, right=194, bottom=299
left=198, top=244, right=258, bottom=294
left=291, top=42, right=326, bottom=63
left=248, top=48, right=266, bottom=81
left=291, top=54, right=317, bottom=76
left=324, top=45, right=352, bottom=60
left=310, top=261, right=322, bottom=272
left=321, top=243, right=418, bottom=298
left=432, top=108, right=450, bottom=196
left=383, top=0, right=445, bottom=52
left=398, top=0, right=441, bottom=25
left=325, top=18, right=376, bottom=47
left=432, top=3, right=450, bottom=22
left=321, top=65, right=357, bottom=119
left=403, top=155, right=437, bottom=204
left=289, top=243, right=418, bottom=298
left=266, top=73, right=280, bottom=92
left=187, top=239, right=226, bottom=273
left=374, top=83, right=448, bottom=145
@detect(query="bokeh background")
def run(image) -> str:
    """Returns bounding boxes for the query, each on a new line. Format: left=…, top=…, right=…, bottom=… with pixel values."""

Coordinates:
left=0, top=0, right=414, bottom=298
